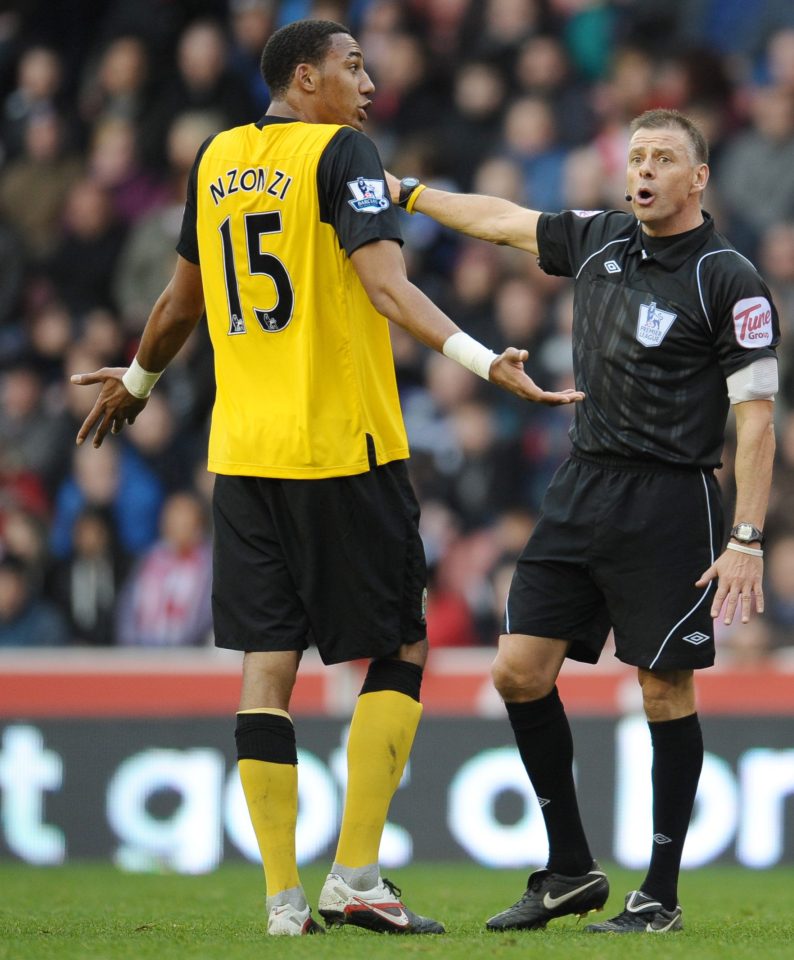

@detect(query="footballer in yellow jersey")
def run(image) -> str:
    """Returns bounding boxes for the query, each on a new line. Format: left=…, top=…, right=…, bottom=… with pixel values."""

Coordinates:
left=177, top=115, right=410, bottom=478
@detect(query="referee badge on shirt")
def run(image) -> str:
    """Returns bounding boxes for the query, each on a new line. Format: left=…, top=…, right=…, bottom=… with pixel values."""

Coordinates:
left=636, top=300, right=677, bottom=347
left=347, top=177, right=390, bottom=213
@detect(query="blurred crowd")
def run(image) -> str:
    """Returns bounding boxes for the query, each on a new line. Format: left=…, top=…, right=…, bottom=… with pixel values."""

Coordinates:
left=1, top=0, right=794, bottom=664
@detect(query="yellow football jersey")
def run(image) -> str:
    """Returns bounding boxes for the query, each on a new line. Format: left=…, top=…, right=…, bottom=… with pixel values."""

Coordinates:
left=187, top=118, right=409, bottom=478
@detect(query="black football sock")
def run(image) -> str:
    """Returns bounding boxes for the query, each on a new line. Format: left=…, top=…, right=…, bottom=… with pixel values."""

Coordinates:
left=506, top=687, right=593, bottom=876
left=640, top=712, right=703, bottom=911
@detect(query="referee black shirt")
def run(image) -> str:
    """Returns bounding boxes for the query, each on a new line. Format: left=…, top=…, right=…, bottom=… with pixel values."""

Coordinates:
left=536, top=210, right=780, bottom=468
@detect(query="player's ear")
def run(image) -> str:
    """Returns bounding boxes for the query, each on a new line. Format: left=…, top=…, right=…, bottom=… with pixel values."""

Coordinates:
left=693, top=163, right=709, bottom=194
left=295, top=62, right=317, bottom=92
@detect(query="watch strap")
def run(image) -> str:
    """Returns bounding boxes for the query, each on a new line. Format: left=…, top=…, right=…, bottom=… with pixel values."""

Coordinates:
left=398, top=177, right=424, bottom=209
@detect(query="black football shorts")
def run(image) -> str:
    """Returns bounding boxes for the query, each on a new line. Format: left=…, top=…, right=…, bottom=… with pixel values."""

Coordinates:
left=211, top=461, right=427, bottom=664
left=504, top=454, right=724, bottom=670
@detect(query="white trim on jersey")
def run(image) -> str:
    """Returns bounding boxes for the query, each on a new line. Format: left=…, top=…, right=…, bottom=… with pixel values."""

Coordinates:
left=695, top=248, right=758, bottom=332
left=574, top=236, right=633, bottom=280
left=648, top=469, right=716, bottom=670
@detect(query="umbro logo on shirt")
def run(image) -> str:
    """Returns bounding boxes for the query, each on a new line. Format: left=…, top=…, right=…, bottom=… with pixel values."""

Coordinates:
left=604, top=260, right=621, bottom=273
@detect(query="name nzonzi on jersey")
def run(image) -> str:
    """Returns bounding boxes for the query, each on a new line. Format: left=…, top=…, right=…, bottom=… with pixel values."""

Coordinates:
left=208, top=166, right=293, bottom=206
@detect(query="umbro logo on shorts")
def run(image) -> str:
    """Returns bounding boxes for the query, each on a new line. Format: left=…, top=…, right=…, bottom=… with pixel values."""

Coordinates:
left=682, top=631, right=709, bottom=645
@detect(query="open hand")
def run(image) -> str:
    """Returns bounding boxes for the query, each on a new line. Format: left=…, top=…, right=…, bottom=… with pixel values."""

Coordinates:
left=695, top=549, right=764, bottom=625
left=70, top=367, right=149, bottom=448
left=489, top=348, right=585, bottom=405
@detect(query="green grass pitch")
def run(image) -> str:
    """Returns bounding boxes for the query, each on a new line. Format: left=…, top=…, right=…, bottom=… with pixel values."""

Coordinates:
left=1, top=862, right=792, bottom=959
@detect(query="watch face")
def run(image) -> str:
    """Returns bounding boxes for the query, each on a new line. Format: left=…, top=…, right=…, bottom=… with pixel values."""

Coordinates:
left=734, top=523, right=758, bottom=542
left=402, top=177, right=420, bottom=190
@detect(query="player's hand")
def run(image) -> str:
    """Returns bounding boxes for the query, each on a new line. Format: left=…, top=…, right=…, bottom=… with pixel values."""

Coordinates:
left=489, top=348, right=586, bottom=405
left=70, top=367, right=149, bottom=448
left=384, top=170, right=400, bottom=204
left=695, top=549, right=764, bottom=625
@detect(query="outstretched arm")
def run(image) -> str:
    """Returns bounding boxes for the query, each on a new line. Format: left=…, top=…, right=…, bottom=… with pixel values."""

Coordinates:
left=696, top=398, right=775, bottom=624
left=351, top=239, right=583, bottom=406
left=71, top=256, right=205, bottom=447
left=385, top=172, right=543, bottom=254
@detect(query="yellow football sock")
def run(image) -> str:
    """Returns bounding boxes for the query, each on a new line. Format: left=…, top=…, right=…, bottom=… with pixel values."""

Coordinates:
left=237, top=709, right=299, bottom=898
left=335, top=690, right=422, bottom=868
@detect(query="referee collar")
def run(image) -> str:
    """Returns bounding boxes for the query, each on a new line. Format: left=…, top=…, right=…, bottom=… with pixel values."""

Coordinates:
left=627, top=210, right=715, bottom=271
left=255, top=114, right=299, bottom=129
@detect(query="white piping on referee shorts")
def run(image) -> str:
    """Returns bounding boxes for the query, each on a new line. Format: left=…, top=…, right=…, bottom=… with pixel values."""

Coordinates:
left=648, top=469, right=716, bottom=670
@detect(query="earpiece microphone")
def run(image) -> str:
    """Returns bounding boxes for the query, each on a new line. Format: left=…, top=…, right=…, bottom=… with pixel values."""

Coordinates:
left=625, top=193, right=633, bottom=202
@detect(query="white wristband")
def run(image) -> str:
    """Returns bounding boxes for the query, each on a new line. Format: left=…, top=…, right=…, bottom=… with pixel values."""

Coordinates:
left=726, top=541, right=764, bottom=558
left=442, top=331, right=498, bottom=381
left=122, top=357, right=162, bottom=399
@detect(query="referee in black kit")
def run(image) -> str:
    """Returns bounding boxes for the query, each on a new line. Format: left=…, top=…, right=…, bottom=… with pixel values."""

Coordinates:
left=389, top=108, right=778, bottom=933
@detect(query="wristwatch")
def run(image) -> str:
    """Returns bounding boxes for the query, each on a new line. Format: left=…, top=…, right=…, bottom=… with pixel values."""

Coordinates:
left=730, top=522, right=764, bottom=544
left=397, top=176, right=423, bottom=208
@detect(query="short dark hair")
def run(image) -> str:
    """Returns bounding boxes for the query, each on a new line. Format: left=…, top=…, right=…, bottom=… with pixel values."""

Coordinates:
left=629, top=108, right=709, bottom=165
left=261, top=19, right=351, bottom=99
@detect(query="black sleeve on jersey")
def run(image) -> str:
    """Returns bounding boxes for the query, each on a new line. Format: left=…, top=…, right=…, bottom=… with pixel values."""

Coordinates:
left=536, top=209, right=634, bottom=277
left=701, top=253, right=781, bottom=378
left=317, top=127, right=402, bottom=256
left=175, top=134, right=216, bottom=264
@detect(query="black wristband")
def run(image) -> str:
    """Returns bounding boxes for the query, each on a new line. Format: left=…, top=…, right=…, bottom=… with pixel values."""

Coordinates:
left=397, top=176, right=423, bottom=208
